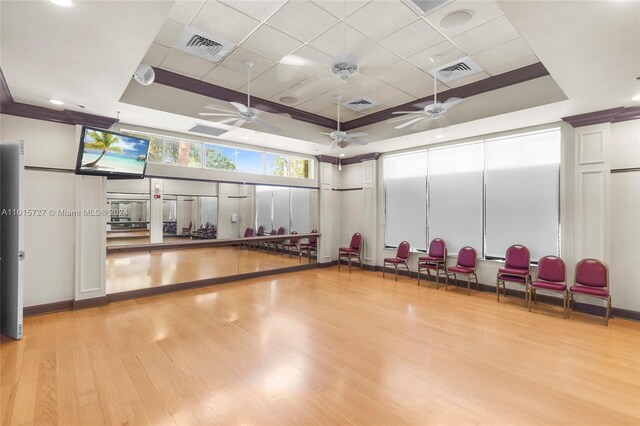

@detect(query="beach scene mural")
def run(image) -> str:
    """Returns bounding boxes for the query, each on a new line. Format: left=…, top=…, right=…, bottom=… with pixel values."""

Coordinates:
left=78, top=129, right=150, bottom=175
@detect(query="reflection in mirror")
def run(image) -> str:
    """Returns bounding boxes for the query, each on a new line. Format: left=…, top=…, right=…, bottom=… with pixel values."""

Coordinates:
left=106, top=193, right=150, bottom=246
left=169, top=195, right=218, bottom=241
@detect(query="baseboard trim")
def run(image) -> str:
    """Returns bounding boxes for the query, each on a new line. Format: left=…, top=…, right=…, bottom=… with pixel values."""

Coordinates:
left=23, top=300, right=74, bottom=317
left=73, top=296, right=108, bottom=310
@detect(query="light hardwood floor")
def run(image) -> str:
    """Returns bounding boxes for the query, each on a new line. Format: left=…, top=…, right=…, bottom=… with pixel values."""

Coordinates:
left=2, top=267, right=639, bottom=425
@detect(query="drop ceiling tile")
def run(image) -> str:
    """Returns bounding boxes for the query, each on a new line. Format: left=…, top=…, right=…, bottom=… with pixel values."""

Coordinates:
left=365, top=59, right=424, bottom=84
left=191, top=1, right=261, bottom=44
left=358, top=43, right=402, bottom=69
left=444, top=71, right=489, bottom=88
left=391, top=73, right=447, bottom=99
left=241, top=25, right=302, bottom=61
left=239, top=76, right=291, bottom=99
left=142, top=43, right=171, bottom=67
left=161, top=49, right=217, bottom=79
left=312, top=0, right=370, bottom=19
left=367, top=84, right=416, bottom=105
left=346, top=1, right=420, bottom=41
left=452, top=16, right=520, bottom=55
left=320, top=105, right=359, bottom=121
left=281, top=45, right=332, bottom=76
left=408, top=40, right=466, bottom=72
left=297, top=97, right=337, bottom=114
left=259, top=64, right=309, bottom=85
left=266, top=1, right=338, bottom=43
left=202, top=65, right=247, bottom=89
left=274, top=77, right=336, bottom=104
left=341, top=74, right=387, bottom=94
left=308, top=23, right=374, bottom=58
left=379, top=19, right=445, bottom=58
left=221, top=48, right=276, bottom=78
left=473, top=37, right=538, bottom=75
left=220, top=0, right=286, bottom=22
left=352, top=104, right=389, bottom=116
left=316, top=87, right=360, bottom=106
left=424, top=0, right=504, bottom=38
left=167, top=1, right=204, bottom=25
left=154, top=19, right=185, bottom=47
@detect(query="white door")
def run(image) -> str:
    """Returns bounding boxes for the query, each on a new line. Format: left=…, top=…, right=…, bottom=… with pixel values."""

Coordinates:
left=0, top=140, right=25, bottom=339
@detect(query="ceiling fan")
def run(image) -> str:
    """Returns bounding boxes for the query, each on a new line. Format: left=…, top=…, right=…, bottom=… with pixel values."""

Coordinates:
left=198, top=61, right=281, bottom=132
left=320, top=96, right=369, bottom=150
left=391, top=56, right=464, bottom=130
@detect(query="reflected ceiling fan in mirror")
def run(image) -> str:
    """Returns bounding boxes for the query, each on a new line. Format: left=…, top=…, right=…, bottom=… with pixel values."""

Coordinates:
left=198, top=61, right=281, bottom=132
left=390, top=56, right=464, bottom=130
left=320, top=96, right=369, bottom=150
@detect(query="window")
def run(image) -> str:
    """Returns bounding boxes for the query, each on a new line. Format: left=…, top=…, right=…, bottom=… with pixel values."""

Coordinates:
left=289, top=157, right=311, bottom=179
left=384, top=151, right=427, bottom=251
left=484, top=129, right=561, bottom=261
left=266, top=153, right=288, bottom=176
left=428, top=142, right=484, bottom=254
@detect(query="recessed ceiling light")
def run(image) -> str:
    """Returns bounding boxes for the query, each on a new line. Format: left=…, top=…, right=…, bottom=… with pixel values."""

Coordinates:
left=632, top=93, right=640, bottom=101
left=240, top=136, right=250, bottom=140
left=49, top=0, right=74, bottom=7
left=439, top=10, right=474, bottom=30
left=279, top=96, right=298, bottom=104
left=435, top=134, right=444, bottom=139
left=339, top=153, right=346, bottom=157
left=48, top=99, right=64, bottom=105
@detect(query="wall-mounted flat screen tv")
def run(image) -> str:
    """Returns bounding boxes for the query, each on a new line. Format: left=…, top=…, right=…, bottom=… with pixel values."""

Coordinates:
left=75, top=126, right=150, bottom=178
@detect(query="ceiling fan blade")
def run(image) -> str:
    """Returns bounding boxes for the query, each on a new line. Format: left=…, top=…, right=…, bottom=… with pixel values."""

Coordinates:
left=442, top=97, right=464, bottom=110
left=255, top=119, right=281, bottom=132
left=345, top=132, right=368, bottom=138
left=388, top=114, right=421, bottom=124
left=345, top=137, right=368, bottom=145
left=319, top=132, right=333, bottom=136
left=229, top=102, right=249, bottom=114
left=395, top=116, right=428, bottom=129
left=329, top=140, right=336, bottom=150
left=231, top=119, right=246, bottom=128
left=204, top=105, right=237, bottom=114
left=392, top=110, right=423, bottom=115
left=215, top=117, right=242, bottom=125
left=198, top=113, right=239, bottom=117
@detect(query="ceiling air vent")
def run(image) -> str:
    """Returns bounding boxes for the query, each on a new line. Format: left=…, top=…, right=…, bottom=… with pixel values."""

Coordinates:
left=407, top=0, right=447, bottom=15
left=343, top=96, right=378, bottom=113
left=431, top=56, right=484, bottom=83
left=175, top=26, right=235, bottom=63
left=188, top=124, right=229, bottom=137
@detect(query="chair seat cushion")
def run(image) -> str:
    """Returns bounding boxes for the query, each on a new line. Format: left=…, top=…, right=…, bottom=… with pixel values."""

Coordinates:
left=419, top=263, right=445, bottom=270
left=418, top=256, right=444, bottom=263
left=570, top=285, right=609, bottom=297
left=498, top=266, right=529, bottom=276
left=531, top=280, right=566, bottom=292
left=384, top=258, right=406, bottom=264
left=339, top=247, right=358, bottom=253
left=497, top=273, right=528, bottom=284
left=448, top=266, right=474, bottom=274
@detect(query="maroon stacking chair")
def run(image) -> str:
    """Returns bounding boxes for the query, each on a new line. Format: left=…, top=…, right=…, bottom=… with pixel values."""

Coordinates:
left=529, top=256, right=568, bottom=318
left=383, top=241, right=412, bottom=281
left=181, top=221, right=192, bottom=237
left=338, top=232, right=363, bottom=272
left=266, top=228, right=277, bottom=251
left=496, top=244, right=531, bottom=302
left=569, top=259, right=611, bottom=325
left=255, top=225, right=265, bottom=249
left=281, top=231, right=299, bottom=257
left=299, top=229, right=318, bottom=263
left=445, top=246, right=479, bottom=294
left=275, top=226, right=286, bottom=251
left=418, top=238, right=447, bottom=288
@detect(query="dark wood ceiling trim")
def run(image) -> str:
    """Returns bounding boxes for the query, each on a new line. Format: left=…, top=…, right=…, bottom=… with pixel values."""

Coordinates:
left=315, top=155, right=339, bottom=165
left=342, top=62, right=551, bottom=130
left=152, top=67, right=337, bottom=129
left=341, top=152, right=381, bottom=165
left=562, top=106, right=640, bottom=127
left=0, top=67, right=118, bottom=128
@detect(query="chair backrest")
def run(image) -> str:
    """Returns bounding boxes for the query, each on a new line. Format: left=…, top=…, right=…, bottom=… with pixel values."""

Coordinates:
left=257, top=225, right=264, bottom=236
left=308, top=229, right=318, bottom=244
left=505, top=244, right=530, bottom=269
left=289, top=231, right=299, bottom=243
left=277, top=226, right=286, bottom=235
left=537, top=256, right=566, bottom=283
left=243, top=227, right=253, bottom=238
left=396, top=241, right=410, bottom=260
left=575, top=258, right=608, bottom=288
left=428, top=238, right=446, bottom=259
left=457, top=246, right=477, bottom=268
left=270, top=229, right=276, bottom=236
left=350, top=233, right=362, bottom=251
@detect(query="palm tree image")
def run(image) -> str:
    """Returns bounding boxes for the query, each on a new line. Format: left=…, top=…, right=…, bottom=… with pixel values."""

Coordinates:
left=82, top=130, right=123, bottom=168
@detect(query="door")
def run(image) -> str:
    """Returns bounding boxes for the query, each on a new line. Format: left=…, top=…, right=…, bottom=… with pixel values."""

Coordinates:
left=0, top=140, right=25, bottom=339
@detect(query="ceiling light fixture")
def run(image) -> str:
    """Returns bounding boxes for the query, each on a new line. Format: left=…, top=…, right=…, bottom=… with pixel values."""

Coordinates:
left=439, top=10, right=474, bottom=30
left=48, top=99, right=64, bottom=105
left=339, top=153, right=346, bottom=157
left=49, top=0, right=74, bottom=7
left=133, top=64, right=155, bottom=85
left=435, top=134, right=444, bottom=139
left=632, top=93, right=640, bottom=101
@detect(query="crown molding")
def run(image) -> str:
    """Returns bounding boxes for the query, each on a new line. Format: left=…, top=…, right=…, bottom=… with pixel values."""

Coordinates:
left=562, top=106, right=640, bottom=127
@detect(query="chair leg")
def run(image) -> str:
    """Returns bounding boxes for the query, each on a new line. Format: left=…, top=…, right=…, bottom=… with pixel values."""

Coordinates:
left=435, top=268, right=440, bottom=290
left=338, top=252, right=341, bottom=271
left=405, top=263, right=412, bottom=279
left=473, top=274, right=480, bottom=291
left=496, top=278, right=500, bottom=301
left=348, top=254, right=352, bottom=273
left=467, top=274, right=471, bottom=295
left=605, top=297, right=611, bottom=326
left=562, top=291, right=567, bottom=319
left=394, top=264, right=398, bottom=282
left=417, top=264, right=422, bottom=285
left=358, top=254, right=364, bottom=270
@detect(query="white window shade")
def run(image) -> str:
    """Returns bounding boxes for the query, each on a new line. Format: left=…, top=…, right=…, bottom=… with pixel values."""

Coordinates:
left=485, top=130, right=561, bottom=261
left=199, top=196, right=218, bottom=226
left=384, top=151, right=427, bottom=250
left=291, top=188, right=311, bottom=233
left=256, top=186, right=272, bottom=230
left=272, top=187, right=291, bottom=231
left=428, top=142, right=484, bottom=255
